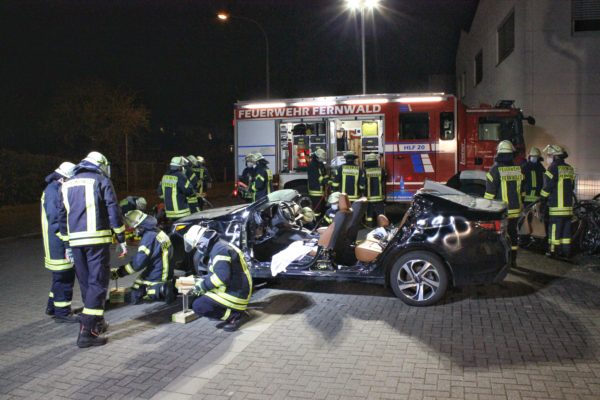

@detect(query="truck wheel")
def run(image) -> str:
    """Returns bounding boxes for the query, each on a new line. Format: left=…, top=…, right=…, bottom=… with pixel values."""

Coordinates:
left=390, top=251, right=448, bottom=306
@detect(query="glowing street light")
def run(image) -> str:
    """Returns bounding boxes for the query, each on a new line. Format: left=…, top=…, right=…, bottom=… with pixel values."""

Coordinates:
left=345, top=0, right=380, bottom=94
left=217, top=11, right=270, bottom=99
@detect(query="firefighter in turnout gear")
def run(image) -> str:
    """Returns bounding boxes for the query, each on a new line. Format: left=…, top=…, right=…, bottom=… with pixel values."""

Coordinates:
left=307, top=148, right=328, bottom=217
left=111, top=211, right=175, bottom=304
left=363, top=153, right=386, bottom=226
left=58, top=151, right=127, bottom=348
left=521, top=147, right=546, bottom=205
left=252, top=153, right=273, bottom=201
left=239, top=153, right=256, bottom=201
left=323, top=192, right=341, bottom=226
left=184, top=226, right=252, bottom=332
left=158, top=156, right=196, bottom=221
left=540, top=144, right=575, bottom=258
left=42, top=161, right=78, bottom=323
left=183, top=156, right=200, bottom=213
left=332, top=151, right=365, bottom=201
left=194, top=155, right=212, bottom=197
left=119, top=196, right=147, bottom=215
left=484, top=140, right=525, bottom=267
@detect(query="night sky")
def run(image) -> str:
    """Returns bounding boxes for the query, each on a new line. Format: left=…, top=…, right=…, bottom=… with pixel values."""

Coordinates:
left=0, top=0, right=477, bottom=153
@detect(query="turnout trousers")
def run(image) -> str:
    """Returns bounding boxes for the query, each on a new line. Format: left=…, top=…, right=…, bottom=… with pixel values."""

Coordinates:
left=47, top=269, right=75, bottom=317
left=192, top=295, right=233, bottom=321
left=548, top=216, right=572, bottom=257
left=72, top=245, right=110, bottom=331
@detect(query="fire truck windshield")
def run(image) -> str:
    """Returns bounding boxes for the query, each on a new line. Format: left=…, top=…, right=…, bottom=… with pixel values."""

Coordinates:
left=477, top=116, right=524, bottom=145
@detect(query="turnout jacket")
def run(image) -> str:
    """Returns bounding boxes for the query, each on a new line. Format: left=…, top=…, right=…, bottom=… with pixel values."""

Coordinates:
left=41, top=172, right=73, bottom=271
left=184, top=167, right=199, bottom=208
left=193, top=165, right=211, bottom=194
left=158, top=167, right=196, bottom=219
left=198, top=240, right=253, bottom=311
left=541, top=159, right=575, bottom=216
left=59, top=161, right=125, bottom=247
left=323, top=206, right=337, bottom=225
left=115, top=216, right=173, bottom=282
left=484, top=159, right=525, bottom=219
left=521, top=160, right=546, bottom=202
left=240, top=166, right=255, bottom=186
left=252, top=162, right=273, bottom=201
left=307, top=158, right=328, bottom=196
left=332, top=163, right=365, bottom=201
left=364, top=161, right=386, bottom=202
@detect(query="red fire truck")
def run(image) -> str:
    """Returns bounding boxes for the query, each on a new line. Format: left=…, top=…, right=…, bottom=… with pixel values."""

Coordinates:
left=233, top=93, right=534, bottom=201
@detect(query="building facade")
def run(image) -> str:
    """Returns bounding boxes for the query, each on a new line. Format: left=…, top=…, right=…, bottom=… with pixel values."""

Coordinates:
left=456, top=0, right=600, bottom=196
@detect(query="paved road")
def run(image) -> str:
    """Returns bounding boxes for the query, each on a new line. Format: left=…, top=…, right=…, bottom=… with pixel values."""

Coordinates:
left=1, top=237, right=600, bottom=399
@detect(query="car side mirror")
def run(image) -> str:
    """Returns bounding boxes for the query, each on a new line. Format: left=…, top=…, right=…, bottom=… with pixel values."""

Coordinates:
left=526, top=116, right=536, bottom=126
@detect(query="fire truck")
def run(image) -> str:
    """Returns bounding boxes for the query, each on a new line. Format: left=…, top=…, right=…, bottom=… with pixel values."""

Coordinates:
left=233, top=93, right=534, bottom=201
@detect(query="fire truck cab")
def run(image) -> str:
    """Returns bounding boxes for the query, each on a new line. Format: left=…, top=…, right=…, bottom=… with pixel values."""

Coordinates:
left=233, top=94, right=532, bottom=202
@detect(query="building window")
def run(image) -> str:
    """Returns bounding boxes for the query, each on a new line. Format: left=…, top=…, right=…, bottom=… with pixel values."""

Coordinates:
left=399, top=113, right=429, bottom=140
left=474, top=50, right=483, bottom=86
left=497, top=10, right=515, bottom=64
left=440, top=112, right=455, bottom=140
left=572, top=0, right=600, bottom=32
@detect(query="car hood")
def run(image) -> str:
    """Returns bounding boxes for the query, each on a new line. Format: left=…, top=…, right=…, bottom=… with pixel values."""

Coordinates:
left=178, top=204, right=249, bottom=222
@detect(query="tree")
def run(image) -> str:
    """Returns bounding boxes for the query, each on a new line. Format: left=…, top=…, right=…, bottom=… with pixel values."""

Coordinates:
left=45, top=79, right=150, bottom=164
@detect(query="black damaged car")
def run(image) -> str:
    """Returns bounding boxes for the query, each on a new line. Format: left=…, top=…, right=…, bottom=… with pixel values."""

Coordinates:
left=170, top=181, right=510, bottom=306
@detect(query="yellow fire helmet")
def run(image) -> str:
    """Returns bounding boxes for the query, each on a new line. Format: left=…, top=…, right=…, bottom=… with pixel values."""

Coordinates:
left=365, top=153, right=378, bottom=162
left=543, top=144, right=565, bottom=156
left=124, top=210, right=147, bottom=229
left=496, top=140, right=516, bottom=154
left=328, top=191, right=341, bottom=205
left=528, top=147, right=542, bottom=157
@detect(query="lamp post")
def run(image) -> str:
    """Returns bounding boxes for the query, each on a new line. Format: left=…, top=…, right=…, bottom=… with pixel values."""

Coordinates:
left=218, top=12, right=270, bottom=99
left=346, top=0, right=380, bottom=94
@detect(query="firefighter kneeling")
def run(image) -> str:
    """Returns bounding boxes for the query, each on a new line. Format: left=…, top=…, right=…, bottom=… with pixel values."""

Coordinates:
left=183, top=226, right=252, bottom=331
left=111, top=210, right=175, bottom=304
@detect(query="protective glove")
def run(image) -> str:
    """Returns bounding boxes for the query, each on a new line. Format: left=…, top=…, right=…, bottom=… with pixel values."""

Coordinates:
left=65, top=248, right=74, bottom=263
left=117, top=242, right=128, bottom=258
left=190, top=277, right=206, bottom=297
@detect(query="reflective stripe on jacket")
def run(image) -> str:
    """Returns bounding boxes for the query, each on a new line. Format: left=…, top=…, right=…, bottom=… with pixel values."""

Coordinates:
left=252, top=165, right=273, bottom=201
left=307, top=158, right=328, bottom=196
left=159, top=169, right=195, bottom=219
left=59, top=164, right=125, bottom=247
left=521, top=161, right=546, bottom=202
left=121, top=230, right=172, bottom=282
left=200, top=240, right=253, bottom=311
left=541, top=160, right=575, bottom=216
left=41, top=177, right=73, bottom=271
left=332, top=164, right=364, bottom=200
left=483, top=163, right=524, bottom=219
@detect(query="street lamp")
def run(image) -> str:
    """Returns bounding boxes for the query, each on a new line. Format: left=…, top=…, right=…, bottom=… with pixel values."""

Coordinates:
left=217, top=12, right=270, bottom=99
left=346, top=0, right=380, bottom=94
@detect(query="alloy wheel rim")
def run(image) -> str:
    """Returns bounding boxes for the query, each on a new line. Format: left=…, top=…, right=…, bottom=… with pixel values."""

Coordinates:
left=397, top=259, right=440, bottom=301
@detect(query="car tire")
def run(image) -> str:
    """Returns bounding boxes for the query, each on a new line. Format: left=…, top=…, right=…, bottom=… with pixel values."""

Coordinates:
left=390, top=251, right=449, bottom=306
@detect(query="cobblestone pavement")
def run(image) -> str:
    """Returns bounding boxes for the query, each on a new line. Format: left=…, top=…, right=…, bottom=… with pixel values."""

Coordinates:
left=1, top=236, right=600, bottom=400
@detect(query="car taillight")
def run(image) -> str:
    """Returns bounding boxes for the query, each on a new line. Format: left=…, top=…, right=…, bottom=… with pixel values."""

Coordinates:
left=478, top=220, right=503, bottom=232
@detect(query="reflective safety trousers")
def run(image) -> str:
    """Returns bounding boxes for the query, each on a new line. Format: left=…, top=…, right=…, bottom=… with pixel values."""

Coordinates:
left=484, top=163, right=525, bottom=219
left=60, top=170, right=125, bottom=247
left=41, top=181, right=73, bottom=271
left=158, top=170, right=195, bottom=219
left=199, top=240, right=253, bottom=311
left=541, top=160, right=575, bottom=216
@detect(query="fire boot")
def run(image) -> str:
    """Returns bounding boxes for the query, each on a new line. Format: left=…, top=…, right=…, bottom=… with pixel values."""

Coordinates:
left=96, top=318, right=109, bottom=334
left=222, top=311, right=251, bottom=332
left=77, top=327, right=107, bottom=348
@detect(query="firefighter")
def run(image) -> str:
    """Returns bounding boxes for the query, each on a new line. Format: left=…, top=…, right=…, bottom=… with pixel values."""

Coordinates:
left=540, top=144, right=575, bottom=259
left=183, top=156, right=200, bottom=213
left=184, top=226, right=252, bottom=332
left=158, top=156, right=196, bottom=221
left=522, top=147, right=546, bottom=205
left=323, top=191, right=341, bottom=226
left=42, top=161, right=78, bottom=323
left=307, top=148, right=328, bottom=217
left=110, top=210, right=175, bottom=304
left=484, top=140, right=525, bottom=268
left=363, top=153, right=386, bottom=226
left=252, top=153, right=273, bottom=201
left=119, top=196, right=147, bottom=215
left=59, top=151, right=127, bottom=348
left=239, top=153, right=256, bottom=201
left=332, top=151, right=364, bottom=201
left=194, top=156, right=212, bottom=210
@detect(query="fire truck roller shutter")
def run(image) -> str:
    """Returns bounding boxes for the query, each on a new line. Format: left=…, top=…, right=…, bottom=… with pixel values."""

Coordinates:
left=236, top=120, right=277, bottom=177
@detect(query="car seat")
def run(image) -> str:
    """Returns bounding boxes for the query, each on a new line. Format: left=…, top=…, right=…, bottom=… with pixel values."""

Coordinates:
left=332, top=197, right=367, bottom=265
left=355, top=214, right=391, bottom=263
left=317, top=193, right=351, bottom=249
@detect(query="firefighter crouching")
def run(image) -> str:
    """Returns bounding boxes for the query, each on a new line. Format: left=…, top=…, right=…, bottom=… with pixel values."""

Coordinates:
left=252, top=153, right=273, bottom=201
left=111, top=210, right=175, bottom=304
left=307, top=148, right=328, bottom=218
left=363, top=153, right=386, bottom=227
left=42, top=161, right=78, bottom=323
left=183, top=226, right=252, bottom=332
left=332, top=151, right=364, bottom=202
left=484, top=140, right=525, bottom=268
left=158, top=156, right=196, bottom=221
left=59, top=151, right=127, bottom=348
left=540, top=144, right=575, bottom=259
left=323, top=191, right=341, bottom=226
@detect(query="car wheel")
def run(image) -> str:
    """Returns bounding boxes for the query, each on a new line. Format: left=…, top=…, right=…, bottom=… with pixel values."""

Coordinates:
left=390, top=251, right=448, bottom=306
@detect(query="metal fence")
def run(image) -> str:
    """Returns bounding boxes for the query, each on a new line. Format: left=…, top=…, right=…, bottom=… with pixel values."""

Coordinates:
left=576, top=174, right=600, bottom=200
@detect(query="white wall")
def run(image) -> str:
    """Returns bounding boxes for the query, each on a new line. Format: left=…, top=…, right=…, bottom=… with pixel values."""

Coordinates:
left=456, top=0, right=600, bottom=180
